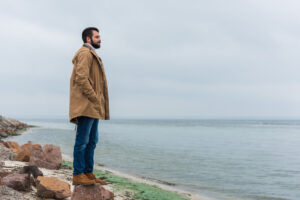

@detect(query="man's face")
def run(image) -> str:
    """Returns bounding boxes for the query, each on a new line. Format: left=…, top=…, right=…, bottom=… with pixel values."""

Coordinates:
left=88, top=30, right=101, bottom=49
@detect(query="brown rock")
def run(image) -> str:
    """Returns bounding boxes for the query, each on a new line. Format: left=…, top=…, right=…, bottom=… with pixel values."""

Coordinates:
left=37, top=176, right=71, bottom=199
left=29, top=144, right=62, bottom=169
left=4, top=141, right=21, bottom=153
left=2, top=173, right=30, bottom=191
left=71, top=183, right=114, bottom=200
left=15, top=142, right=42, bottom=162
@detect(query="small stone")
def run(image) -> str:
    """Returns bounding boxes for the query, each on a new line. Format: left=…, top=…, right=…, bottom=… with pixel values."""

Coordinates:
left=0, top=132, right=8, bottom=138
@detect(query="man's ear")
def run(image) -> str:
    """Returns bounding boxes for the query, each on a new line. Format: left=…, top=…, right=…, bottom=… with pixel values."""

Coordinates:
left=86, top=36, right=91, bottom=43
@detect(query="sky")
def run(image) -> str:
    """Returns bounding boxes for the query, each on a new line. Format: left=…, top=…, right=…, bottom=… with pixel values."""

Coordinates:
left=0, top=0, right=300, bottom=119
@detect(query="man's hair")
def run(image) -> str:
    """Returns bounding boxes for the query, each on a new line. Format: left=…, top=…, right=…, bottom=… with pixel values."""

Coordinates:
left=82, top=27, right=99, bottom=43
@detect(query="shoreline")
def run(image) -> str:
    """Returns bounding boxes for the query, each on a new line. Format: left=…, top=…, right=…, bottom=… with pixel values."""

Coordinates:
left=62, top=154, right=214, bottom=200
left=4, top=123, right=215, bottom=200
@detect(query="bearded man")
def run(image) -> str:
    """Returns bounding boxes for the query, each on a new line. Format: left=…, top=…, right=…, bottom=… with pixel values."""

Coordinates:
left=69, top=27, right=110, bottom=185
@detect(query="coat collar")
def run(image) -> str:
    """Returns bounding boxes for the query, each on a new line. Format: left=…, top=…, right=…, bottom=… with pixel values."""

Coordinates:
left=82, top=44, right=103, bottom=64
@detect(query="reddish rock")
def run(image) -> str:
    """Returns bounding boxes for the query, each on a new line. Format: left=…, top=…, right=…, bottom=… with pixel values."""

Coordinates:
left=28, top=149, right=56, bottom=169
left=37, top=176, right=71, bottom=199
left=71, top=183, right=114, bottom=200
left=43, top=144, right=62, bottom=169
left=2, top=173, right=30, bottom=191
left=4, top=141, right=21, bottom=153
left=29, top=144, right=62, bottom=170
left=15, top=142, right=42, bottom=162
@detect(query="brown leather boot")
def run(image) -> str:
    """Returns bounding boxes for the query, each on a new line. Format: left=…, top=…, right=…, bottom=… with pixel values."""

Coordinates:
left=85, top=173, right=107, bottom=185
left=73, top=173, right=95, bottom=185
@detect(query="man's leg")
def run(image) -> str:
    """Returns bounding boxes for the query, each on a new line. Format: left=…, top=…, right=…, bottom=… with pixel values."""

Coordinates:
left=83, top=118, right=106, bottom=184
left=73, top=116, right=94, bottom=175
left=84, top=118, right=99, bottom=173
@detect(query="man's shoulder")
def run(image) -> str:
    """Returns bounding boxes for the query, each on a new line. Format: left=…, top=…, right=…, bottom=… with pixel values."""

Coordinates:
left=72, top=46, right=93, bottom=64
left=76, top=46, right=93, bottom=58
left=77, top=46, right=92, bottom=54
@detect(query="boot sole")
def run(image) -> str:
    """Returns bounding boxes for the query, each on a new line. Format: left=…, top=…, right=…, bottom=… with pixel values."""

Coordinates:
left=95, top=181, right=107, bottom=185
left=72, top=182, right=95, bottom=186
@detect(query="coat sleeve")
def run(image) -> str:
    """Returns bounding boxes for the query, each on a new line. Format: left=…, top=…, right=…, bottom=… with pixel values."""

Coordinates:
left=74, top=51, right=99, bottom=104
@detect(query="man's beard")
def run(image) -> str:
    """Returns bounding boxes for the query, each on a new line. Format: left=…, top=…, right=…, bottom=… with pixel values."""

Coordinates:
left=91, top=38, right=100, bottom=49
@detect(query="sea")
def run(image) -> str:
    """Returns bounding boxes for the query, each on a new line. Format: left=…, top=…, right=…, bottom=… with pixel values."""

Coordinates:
left=5, top=118, right=300, bottom=200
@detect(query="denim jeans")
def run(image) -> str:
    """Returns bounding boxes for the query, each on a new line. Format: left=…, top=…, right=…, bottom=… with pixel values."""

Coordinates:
left=73, top=116, right=99, bottom=175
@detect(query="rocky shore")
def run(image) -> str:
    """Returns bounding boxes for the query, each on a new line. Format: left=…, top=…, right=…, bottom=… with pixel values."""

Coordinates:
left=0, top=117, right=198, bottom=200
left=0, top=116, right=31, bottom=138
left=0, top=140, right=115, bottom=200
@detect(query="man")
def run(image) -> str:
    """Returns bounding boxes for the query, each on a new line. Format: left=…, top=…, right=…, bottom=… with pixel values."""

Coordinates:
left=69, top=27, right=110, bottom=185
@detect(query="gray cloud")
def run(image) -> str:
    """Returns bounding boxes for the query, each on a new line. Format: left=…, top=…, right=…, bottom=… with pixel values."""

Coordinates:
left=0, top=0, right=300, bottom=119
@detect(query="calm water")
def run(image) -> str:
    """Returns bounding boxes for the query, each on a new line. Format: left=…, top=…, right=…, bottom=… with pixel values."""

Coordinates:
left=6, top=119, right=300, bottom=200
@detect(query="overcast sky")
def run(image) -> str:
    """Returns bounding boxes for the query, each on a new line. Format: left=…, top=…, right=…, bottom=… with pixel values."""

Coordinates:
left=0, top=0, right=300, bottom=119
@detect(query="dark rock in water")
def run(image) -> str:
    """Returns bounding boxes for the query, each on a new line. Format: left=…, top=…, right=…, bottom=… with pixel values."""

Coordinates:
left=71, top=183, right=114, bottom=200
left=2, top=173, right=31, bottom=191
left=36, top=176, right=71, bottom=199
left=19, top=165, right=43, bottom=179
left=0, top=132, right=8, bottom=138
left=29, top=144, right=62, bottom=170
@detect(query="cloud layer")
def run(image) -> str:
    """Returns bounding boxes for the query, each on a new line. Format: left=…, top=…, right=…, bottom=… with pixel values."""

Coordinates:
left=1, top=0, right=300, bottom=119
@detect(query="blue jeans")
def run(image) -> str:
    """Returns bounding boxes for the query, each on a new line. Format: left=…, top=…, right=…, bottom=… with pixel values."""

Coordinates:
left=73, top=116, right=99, bottom=175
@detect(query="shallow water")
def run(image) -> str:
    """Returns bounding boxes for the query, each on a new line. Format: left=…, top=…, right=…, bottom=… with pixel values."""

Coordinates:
left=7, top=119, right=300, bottom=200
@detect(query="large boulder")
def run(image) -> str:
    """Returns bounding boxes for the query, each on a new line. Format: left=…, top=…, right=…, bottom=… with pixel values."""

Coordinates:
left=71, top=183, right=114, bottom=200
left=15, top=142, right=42, bottom=162
left=43, top=144, right=62, bottom=169
left=2, top=173, right=31, bottom=191
left=29, top=144, right=62, bottom=170
left=36, top=176, right=71, bottom=199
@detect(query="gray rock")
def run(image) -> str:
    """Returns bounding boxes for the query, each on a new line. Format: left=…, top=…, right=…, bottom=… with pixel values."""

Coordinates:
left=0, top=185, right=31, bottom=200
left=0, top=143, right=16, bottom=160
left=0, top=132, right=8, bottom=137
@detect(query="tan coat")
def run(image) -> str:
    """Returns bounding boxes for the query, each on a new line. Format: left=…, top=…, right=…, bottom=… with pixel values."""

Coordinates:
left=69, top=44, right=110, bottom=124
